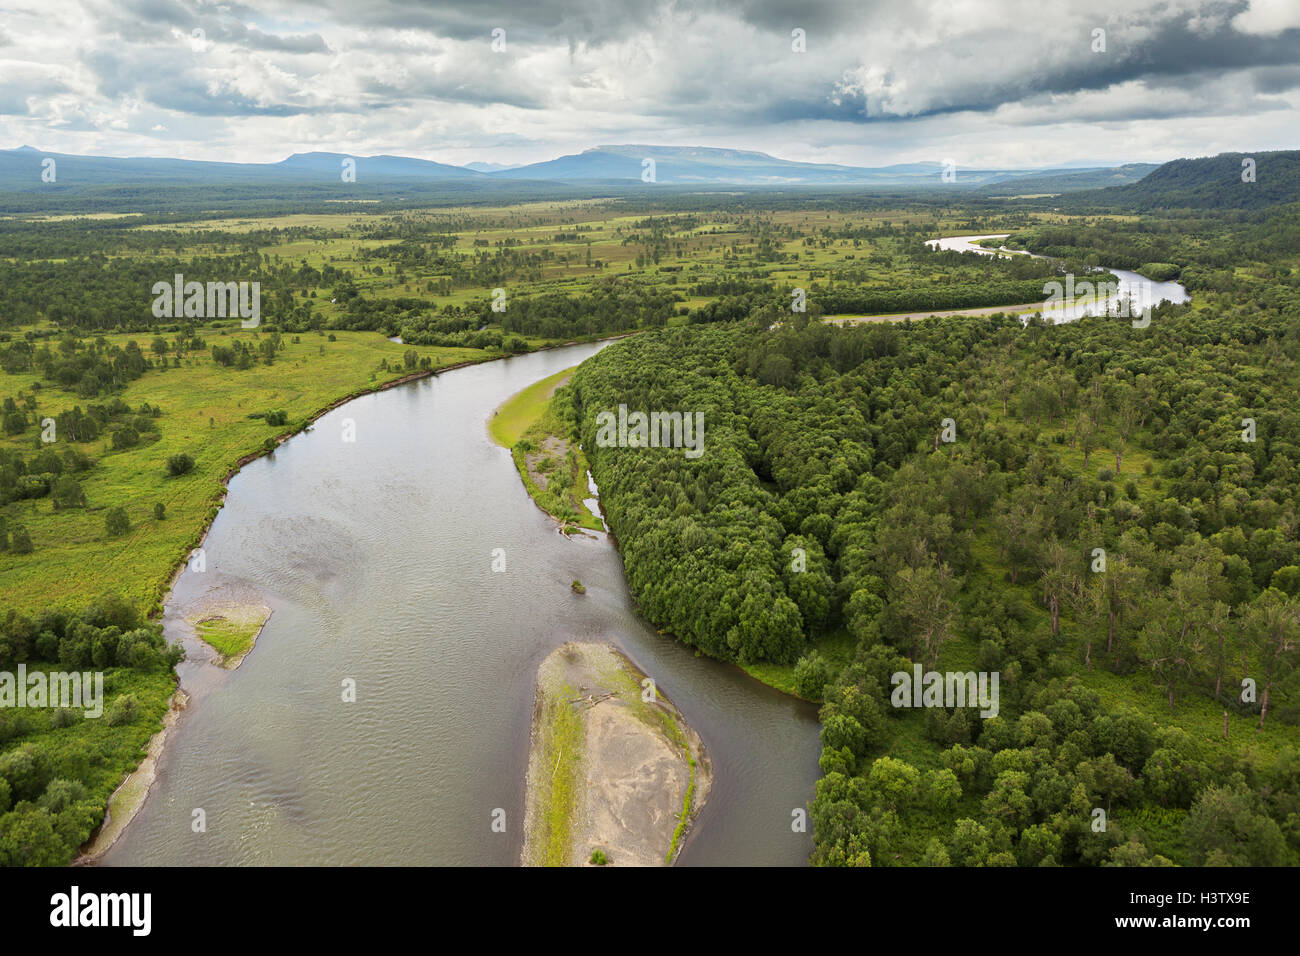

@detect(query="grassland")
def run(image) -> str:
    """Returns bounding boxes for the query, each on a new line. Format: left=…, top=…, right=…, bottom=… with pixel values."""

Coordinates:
left=186, top=602, right=272, bottom=667
left=488, top=366, right=573, bottom=447
left=524, top=673, right=586, bottom=867
left=0, top=329, right=487, bottom=616
left=106, top=200, right=1089, bottom=332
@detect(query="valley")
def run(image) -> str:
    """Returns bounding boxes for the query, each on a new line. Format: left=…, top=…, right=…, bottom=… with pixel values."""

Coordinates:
left=0, top=150, right=1297, bottom=870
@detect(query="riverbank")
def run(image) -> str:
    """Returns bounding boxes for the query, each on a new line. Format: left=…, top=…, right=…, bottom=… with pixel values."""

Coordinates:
left=488, top=366, right=575, bottom=447
left=489, top=366, right=604, bottom=534
left=521, top=642, right=710, bottom=866
left=826, top=301, right=1045, bottom=324
left=75, top=688, right=189, bottom=865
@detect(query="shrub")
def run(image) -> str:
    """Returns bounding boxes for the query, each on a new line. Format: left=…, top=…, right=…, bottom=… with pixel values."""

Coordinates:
left=9, top=525, right=33, bottom=554
left=104, top=507, right=130, bottom=537
left=793, top=651, right=833, bottom=700
left=589, top=849, right=609, bottom=865
left=51, top=475, right=86, bottom=509
left=1138, top=262, right=1181, bottom=281
left=166, top=453, right=195, bottom=477
left=105, top=694, right=141, bottom=727
left=154, top=502, right=166, bottom=521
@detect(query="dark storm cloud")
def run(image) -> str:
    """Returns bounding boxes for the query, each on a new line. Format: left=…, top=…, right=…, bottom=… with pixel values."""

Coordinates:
left=283, top=0, right=664, bottom=44
left=47, top=0, right=1300, bottom=124
left=1252, top=64, right=1300, bottom=93
left=825, top=10, right=1300, bottom=122
left=95, top=0, right=329, bottom=53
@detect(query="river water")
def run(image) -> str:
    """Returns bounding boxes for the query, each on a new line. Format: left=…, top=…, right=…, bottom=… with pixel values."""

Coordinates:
left=925, top=234, right=1190, bottom=321
left=102, top=341, right=821, bottom=867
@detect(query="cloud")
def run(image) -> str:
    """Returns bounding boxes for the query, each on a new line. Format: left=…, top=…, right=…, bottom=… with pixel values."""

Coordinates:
left=1231, top=0, right=1300, bottom=36
left=0, top=0, right=1293, bottom=167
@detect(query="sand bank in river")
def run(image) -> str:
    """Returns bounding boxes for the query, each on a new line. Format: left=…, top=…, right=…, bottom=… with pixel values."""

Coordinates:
left=181, top=587, right=272, bottom=669
left=522, top=641, right=710, bottom=867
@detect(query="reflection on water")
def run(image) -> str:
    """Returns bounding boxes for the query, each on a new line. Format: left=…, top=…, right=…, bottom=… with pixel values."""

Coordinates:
left=103, top=342, right=820, bottom=867
left=926, top=234, right=1190, bottom=323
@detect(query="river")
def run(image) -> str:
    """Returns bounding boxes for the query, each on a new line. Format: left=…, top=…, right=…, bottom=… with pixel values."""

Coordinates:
left=925, top=234, right=1190, bottom=321
left=101, top=341, right=821, bottom=867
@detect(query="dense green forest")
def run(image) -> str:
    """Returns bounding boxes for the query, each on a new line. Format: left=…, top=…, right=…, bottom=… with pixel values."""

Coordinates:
left=563, top=201, right=1300, bottom=866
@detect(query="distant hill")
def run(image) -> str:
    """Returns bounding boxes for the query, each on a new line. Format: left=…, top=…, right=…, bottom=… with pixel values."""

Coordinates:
left=0, top=145, right=281, bottom=186
left=0, top=147, right=482, bottom=189
left=489, top=145, right=1130, bottom=187
left=1089, top=150, right=1300, bottom=210
left=979, top=163, right=1160, bottom=196
left=0, top=142, right=1175, bottom=199
left=493, top=144, right=890, bottom=184
left=275, top=152, right=482, bottom=179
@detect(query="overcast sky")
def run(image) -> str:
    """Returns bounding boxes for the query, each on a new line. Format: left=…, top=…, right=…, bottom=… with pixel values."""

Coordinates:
left=1, top=0, right=1298, bottom=169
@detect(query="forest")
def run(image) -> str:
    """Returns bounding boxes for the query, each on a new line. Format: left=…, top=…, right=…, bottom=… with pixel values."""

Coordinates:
left=562, top=197, right=1300, bottom=866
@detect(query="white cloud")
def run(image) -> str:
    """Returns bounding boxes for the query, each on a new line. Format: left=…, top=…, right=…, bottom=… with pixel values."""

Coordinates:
left=1232, top=0, right=1300, bottom=37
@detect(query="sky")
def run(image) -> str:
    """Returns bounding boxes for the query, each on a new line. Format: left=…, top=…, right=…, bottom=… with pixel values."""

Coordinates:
left=1, top=0, right=1298, bottom=170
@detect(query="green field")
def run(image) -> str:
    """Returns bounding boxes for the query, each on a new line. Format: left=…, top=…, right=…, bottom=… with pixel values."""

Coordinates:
left=1, top=330, right=487, bottom=616
left=488, top=366, right=575, bottom=448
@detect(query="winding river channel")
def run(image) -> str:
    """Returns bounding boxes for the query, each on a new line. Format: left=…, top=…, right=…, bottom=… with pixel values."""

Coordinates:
left=102, top=341, right=821, bottom=867
left=926, top=234, right=1190, bottom=320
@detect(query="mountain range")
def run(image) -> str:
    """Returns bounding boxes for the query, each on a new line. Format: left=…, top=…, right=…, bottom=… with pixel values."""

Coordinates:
left=0, top=143, right=1158, bottom=190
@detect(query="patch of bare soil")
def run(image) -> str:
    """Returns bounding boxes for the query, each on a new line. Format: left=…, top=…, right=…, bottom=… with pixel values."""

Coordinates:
left=524, top=435, right=568, bottom=492
left=522, top=641, right=710, bottom=867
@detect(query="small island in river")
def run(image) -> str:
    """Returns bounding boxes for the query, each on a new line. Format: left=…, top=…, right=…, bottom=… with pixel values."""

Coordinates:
left=522, top=642, right=710, bottom=866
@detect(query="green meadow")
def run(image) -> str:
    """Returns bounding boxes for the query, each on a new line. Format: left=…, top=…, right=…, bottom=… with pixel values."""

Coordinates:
left=1, top=329, right=486, bottom=616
